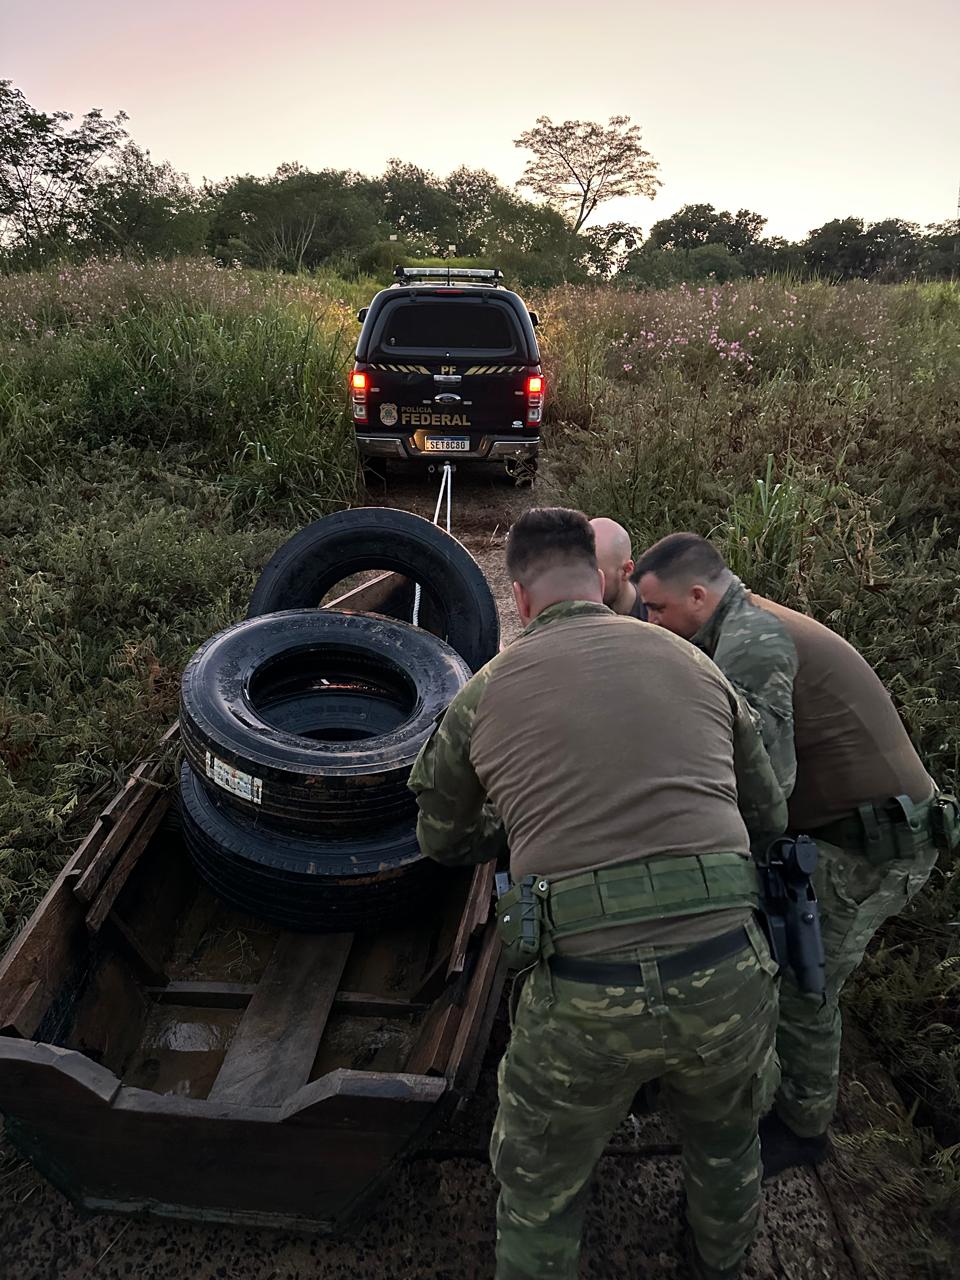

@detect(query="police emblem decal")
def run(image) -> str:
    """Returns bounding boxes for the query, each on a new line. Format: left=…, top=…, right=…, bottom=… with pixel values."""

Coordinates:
left=380, top=403, right=398, bottom=426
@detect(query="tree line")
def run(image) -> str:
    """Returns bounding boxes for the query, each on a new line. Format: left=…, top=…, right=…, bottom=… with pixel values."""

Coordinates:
left=1, top=81, right=956, bottom=287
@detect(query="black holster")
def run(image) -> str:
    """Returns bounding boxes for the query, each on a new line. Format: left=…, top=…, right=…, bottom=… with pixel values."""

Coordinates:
left=756, top=834, right=826, bottom=998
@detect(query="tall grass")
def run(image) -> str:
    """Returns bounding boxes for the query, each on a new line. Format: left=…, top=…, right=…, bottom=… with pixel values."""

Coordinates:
left=1, top=258, right=361, bottom=940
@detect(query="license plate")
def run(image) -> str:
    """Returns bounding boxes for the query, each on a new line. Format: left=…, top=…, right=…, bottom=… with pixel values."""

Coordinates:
left=423, top=437, right=470, bottom=453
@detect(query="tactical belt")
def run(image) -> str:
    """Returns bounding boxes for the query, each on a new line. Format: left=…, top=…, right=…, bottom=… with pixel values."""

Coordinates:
left=544, top=851, right=759, bottom=943
left=548, top=925, right=750, bottom=985
left=496, top=852, right=760, bottom=970
left=805, top=794, right=944, bottom=865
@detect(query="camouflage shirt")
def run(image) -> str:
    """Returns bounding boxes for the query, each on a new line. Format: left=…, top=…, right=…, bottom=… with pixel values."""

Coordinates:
left=692, top=578, right=799, bottom=799
left=409, top=598, right=786, bottom=874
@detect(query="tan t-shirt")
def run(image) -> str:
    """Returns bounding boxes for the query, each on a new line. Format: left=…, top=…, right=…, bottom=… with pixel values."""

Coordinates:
left=754, top=597, right=934, bottom=828
left=468, top=611, right=761, bottom=953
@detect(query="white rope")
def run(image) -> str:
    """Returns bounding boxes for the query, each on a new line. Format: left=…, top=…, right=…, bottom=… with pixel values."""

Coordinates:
left=412, top=463, right=453, bottom=627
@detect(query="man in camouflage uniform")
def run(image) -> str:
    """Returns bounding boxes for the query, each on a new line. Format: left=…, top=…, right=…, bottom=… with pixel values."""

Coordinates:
left=634, top=532, right=945, bottom=1175
left=409, top=508, right=787, bottom=1280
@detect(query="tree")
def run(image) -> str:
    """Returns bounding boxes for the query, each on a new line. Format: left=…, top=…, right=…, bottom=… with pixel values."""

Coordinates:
left=648, top=203, right=766, bottom=254
left=0, top=80, right=127, bottom=262
left=207, top=168, right=382, bottom=272
left=514, top=115, right=660, bottom=232
left=444, top=166, right=506, bottom=255
left=803, top=217, right=869, bottom=279
left=857, top=218, right=922, bottom=279
left=620, top=242, right=746, bottom=287
left=84, top=142, right=206, bottom=256
left=582, top=221, right=644, bottom=276
left=918, top=220, right=960, bottom=279
left=373, top=159, right=459, bottom=255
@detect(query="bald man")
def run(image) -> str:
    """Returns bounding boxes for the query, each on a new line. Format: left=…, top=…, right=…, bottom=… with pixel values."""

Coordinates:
left=590, top=518, right=647, bottom=619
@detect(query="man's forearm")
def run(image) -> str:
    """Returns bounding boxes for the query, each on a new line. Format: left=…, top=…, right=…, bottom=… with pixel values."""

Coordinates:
left=732, top=699, right=788, bottom=838
left=415, top=802, right=508, bottom=868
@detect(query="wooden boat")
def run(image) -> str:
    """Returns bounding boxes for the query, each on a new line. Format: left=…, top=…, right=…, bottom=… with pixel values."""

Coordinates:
left=0, top=576, right=505, bottom=1232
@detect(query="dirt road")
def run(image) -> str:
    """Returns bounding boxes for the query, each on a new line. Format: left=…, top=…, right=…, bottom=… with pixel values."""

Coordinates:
left=0, top=469, right=920, bottom=1279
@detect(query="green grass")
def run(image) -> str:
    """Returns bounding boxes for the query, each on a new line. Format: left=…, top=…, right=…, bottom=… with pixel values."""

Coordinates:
left=1, top=261, right=959, bottom=1270
left=0, top=258, right=360, bottom=937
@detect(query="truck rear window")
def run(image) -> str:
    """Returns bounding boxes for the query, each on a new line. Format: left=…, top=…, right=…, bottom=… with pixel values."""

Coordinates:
left=379, top=302, right=518, bottom=352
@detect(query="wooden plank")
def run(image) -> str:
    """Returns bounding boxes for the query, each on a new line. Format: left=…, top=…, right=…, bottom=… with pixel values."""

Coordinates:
left=74, top=779, right=166, bottom=907
left=209, top=932, right=353, bottom=1107
left=71, top=723, right=179, bottom=883
left=0, top=725, right=179, bottom=1036
left=147, top=982, right=428, bottom=1019
left=326, top=571, right=408, bottom=611
left=70, top=786, right=137, bottom=874
left=0, top=979, right=44, bottom=1038
left=148, top=981, right=257, bottom=1009
left=83, top=795, right=170, bottom=933
left=457, top=944, right=508, bottom=1095
left=404, top=996, right=461, bottom=1077
left=334, top=992, right=428, bottom=1018
left=412, top=953, right=451, bottom=1004
left=446, top=862, right=495, bottom=978
left=104, top=913, right=169, bottom=987
left=448, top=923, right=506, bottom=1087
left=0, top=1060, right=446, bottom=1233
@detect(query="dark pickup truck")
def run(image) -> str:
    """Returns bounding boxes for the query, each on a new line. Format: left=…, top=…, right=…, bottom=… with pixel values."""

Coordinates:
left=351, top=267, right=543, bottom=482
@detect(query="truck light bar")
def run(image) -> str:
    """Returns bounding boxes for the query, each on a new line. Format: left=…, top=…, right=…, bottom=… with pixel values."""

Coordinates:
left=394, top=266, right=504, bottom=282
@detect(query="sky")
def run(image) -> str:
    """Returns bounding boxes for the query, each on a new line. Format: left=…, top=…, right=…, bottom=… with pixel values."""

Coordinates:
left=2, top=0, right=958, bottom=241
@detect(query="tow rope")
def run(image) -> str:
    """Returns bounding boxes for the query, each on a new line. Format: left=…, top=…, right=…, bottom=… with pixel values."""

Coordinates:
left=412, top=462, right=453, bottom=627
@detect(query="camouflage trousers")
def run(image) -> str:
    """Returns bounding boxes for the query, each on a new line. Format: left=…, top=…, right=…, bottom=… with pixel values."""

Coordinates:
left=490, top=917, right=780, bottom=1280
left=775, top=836, right=939, bottom=1138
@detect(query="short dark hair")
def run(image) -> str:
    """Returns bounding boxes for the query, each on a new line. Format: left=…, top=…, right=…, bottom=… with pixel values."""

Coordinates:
left=632, top=533, right=727, bottom=586
left=506, top=507, right=597, bottom=583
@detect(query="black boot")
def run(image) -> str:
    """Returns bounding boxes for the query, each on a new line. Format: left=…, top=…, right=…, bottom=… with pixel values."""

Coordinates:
left=760, top=1112, right=832, bottom=1179
left=681, top=1227, right=742, bottom=1280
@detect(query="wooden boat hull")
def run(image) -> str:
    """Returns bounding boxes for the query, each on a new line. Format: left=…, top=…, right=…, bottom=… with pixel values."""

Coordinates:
left=0, top=722, right=504, bottom=1232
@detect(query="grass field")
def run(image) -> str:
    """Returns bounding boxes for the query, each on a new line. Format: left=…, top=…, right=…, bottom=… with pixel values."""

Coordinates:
left=2, top=259, right=958, bottom=1263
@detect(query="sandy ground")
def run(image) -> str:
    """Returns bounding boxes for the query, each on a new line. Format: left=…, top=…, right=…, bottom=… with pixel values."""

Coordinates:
left=0, top=465, right=928, bottom=1279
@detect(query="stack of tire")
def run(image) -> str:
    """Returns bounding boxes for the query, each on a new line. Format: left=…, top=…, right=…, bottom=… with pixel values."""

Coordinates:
left=178, top=509, right=500, bottom=932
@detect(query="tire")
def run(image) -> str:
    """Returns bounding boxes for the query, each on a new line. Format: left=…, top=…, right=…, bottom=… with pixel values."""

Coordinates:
left=179, top=763, right=439, bottom=931
left=180, top=609, right=471, bottom=834
left=246, top=507, right=499, bottom=673
left=258, top=687, right=408, bottom=740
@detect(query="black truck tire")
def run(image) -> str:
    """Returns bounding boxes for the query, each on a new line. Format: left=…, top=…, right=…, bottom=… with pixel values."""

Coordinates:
left=246, top=507, right=499, bottom=673
left=180, top=609, right=470, bottom=834
left=179, top=763, right=437, bottom=931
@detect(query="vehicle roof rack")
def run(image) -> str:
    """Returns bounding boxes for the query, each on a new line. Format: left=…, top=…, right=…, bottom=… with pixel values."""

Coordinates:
left=393, top=265, right=504, bottom=286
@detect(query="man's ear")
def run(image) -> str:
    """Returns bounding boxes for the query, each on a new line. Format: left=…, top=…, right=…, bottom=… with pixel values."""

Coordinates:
left=598, top=568, right=607, bottom=599
left=624, top=558, right=635, bottom=580
left=512, top=580, right=530, bottom=625
left=690, top=584, right=708, bottom=606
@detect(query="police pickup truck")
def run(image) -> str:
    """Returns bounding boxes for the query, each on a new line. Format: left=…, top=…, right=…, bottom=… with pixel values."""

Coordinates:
left=351, top=267, right=543, bottom=482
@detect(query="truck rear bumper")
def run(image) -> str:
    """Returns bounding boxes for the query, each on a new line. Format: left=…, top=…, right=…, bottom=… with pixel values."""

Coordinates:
left=356, top=433, right=539, bottom=464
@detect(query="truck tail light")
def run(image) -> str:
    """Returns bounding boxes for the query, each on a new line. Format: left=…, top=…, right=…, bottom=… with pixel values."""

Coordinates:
left=351, top=370, right=368, bottom=423
left=525, top=373, right=544, bottom=425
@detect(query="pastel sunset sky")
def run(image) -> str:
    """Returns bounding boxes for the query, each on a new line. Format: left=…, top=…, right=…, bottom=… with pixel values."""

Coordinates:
left=3, top=0, right=957, bottom=240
